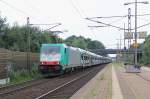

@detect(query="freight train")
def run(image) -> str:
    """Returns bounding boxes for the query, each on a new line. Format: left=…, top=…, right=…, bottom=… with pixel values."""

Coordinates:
left=39, top=43, right=111, bottom=76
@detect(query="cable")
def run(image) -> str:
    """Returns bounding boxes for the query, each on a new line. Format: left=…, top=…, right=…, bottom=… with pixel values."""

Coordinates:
left=68, top=0, right=99, bottom=40
left=0, top=0, right=29, bottom=16
left=137, top=22, right=150, bottom=29
left=22, top=0, right=40, bottom=13
left=86, top=18, right=126, bottom=30
left=69, top=0, right=83, bottom=18
left=95, top=15, right=127, bottom=19
left=95, top=17, right=126, bottom=28
left=88, top=14, right=150, bottom=19
left=72, top=0, right=88, bottom=18
left=73, top=0, right=104, bottom=39
left=0, top=0, right=44, bottom=24
left=138, top=17, right=150, bottom=23
left=134, top=14, right=150, bottom=17
left=86, top=13, right=150, bottom=30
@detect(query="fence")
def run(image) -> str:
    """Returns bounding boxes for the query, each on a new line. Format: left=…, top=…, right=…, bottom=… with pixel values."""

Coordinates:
left=0, top=48, right=39, bottom=79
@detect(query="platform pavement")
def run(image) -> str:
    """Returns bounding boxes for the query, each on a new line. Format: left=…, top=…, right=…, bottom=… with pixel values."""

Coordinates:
left=70, top=63, right=123, bottom=99
left=116, top=64, right=150, bottom=99
left=70, top=63, right=150, bottom=99
left=142, top=66, right=150, bottom=72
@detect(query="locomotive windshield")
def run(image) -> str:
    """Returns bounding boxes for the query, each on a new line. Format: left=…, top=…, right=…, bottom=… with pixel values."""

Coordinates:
left=40, top=46, right=61, bottom=61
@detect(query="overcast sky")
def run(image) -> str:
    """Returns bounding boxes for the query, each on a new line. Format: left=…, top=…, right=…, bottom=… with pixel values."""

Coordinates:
left=0, top=0, right=150, bottom=49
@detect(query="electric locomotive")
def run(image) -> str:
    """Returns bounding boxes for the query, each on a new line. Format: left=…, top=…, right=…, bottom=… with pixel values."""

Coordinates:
left=39, top=43, right=111, bottom=76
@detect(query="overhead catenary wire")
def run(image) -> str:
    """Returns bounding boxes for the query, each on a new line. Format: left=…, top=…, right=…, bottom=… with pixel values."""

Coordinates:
left=71, top=0, right=100, bottom=38
left=89, top=14, right=150, bottom=19
left=90, top=17, right=126, bottom=28
left=22, top=0, right=41, bottom=13
left=21, top=0, right=54, bottom=23
left=87, top=14, right=150, bottom=29
left=86, top=18, right=128, bottom=30
left=69, top=0, right=83, bottom=18
left=86, top=13, right=150, bottom=30
left=68, top=0, right=99, bottom=41
left=0, top=0, right=29, bottom=16
left=137, top=22, right=150, bottom=29
left=138, top=17, right=150, bottom=23
left=0, top=0, right=44, bottom=24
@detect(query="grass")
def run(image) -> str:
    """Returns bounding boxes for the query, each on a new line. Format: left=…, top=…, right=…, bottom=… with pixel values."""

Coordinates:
left=8, top=67, right=42, bottom=85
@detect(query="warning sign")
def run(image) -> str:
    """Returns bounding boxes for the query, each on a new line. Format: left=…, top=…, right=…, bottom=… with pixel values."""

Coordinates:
left=131, top=43, right=139, bottom=48
left=124, top=32, right=133, bottom=39
left=138, top=31, right=147, bottom=39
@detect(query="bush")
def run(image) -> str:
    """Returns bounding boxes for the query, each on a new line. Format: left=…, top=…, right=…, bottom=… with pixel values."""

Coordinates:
left=9, top=66, right=41, bottom=84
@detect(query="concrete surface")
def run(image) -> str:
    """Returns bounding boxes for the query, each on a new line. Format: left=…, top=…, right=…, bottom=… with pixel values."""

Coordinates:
left=70, top=64, right=112, bottom=99
left=70, top=63, right=150, bottom=99
left=112, top=65, right=123, bottom=99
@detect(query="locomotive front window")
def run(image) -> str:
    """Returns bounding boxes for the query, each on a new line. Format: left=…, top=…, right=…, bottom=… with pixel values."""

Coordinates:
left=41, top=46, right=61, bottom=61
left=42, top=46, right=60, bottom=54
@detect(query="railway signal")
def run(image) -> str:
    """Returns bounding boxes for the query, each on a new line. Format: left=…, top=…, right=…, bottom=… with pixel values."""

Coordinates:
left=131, top=43, right=140, bottom=48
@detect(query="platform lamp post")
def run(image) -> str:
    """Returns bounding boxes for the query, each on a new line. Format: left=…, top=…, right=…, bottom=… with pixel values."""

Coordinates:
left=124, top=0, right=148, bottom=67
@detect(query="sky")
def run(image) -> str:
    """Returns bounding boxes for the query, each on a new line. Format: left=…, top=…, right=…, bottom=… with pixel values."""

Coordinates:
left=0, top=0, right=150, bottom=49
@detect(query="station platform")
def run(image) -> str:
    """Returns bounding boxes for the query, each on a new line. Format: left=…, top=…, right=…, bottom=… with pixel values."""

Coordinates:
left=70, top=63, right=150, bottom=99
left=70, top=64, right=112, bottom=99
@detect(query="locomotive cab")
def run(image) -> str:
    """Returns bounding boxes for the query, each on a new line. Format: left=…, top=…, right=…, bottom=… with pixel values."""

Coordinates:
left=39, top=44, right=65, bottom=75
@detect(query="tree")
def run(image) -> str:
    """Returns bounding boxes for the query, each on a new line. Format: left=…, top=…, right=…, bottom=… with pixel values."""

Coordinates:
left=87, top=40, right=105, bottom=50
left=65, top=35, right=77, bottom=46
left=72, top=39, right=87, bottom=49
left=65, top=35, right=105, bottom=50
left=0, top=20, right=58, bottom=52
left=143, top=35, right=150, bottom=64
left=0, top=15, right=106, bottom=55
left=0, top=16, right=8, bottom=47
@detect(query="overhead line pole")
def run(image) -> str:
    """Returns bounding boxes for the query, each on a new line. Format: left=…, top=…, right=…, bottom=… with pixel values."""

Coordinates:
left=124, top=23, right=126, bottom=49
left=128, top=8, right=132, bottom=49
left=135, top=0, right=138, bottom=66
left=124, top=0, right=149, bottom=67
left=27, top=17, right=31, bottom=74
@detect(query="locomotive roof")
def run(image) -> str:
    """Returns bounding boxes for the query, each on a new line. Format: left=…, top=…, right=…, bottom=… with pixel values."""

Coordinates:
left=41, top=43, right=67, bottom=47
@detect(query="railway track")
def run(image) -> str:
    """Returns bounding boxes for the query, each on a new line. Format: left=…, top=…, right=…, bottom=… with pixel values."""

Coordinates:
left=0, top=77, right=50, bottom=96
left=0, top=64, right=106, bottom=99
left=36, top=65, right=105, bottom=99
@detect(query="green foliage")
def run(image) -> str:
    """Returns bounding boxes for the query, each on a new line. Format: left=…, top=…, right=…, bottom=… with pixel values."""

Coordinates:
left=0, top=16, right=105, bottom=55
left=65, top=35, right=106, bottom=55
left=87, top=40, right=105, bottom=49
left=137, top=35, right=150, bottom=65
left=0, top=16, right=9, bottom=47
left=0, top=16, right=58, bottom=52
left=9, top=67, right=41, bottom=84
left=72, top=39, right=87, bottom=49
left=142, top=35, right=150, bottom=64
